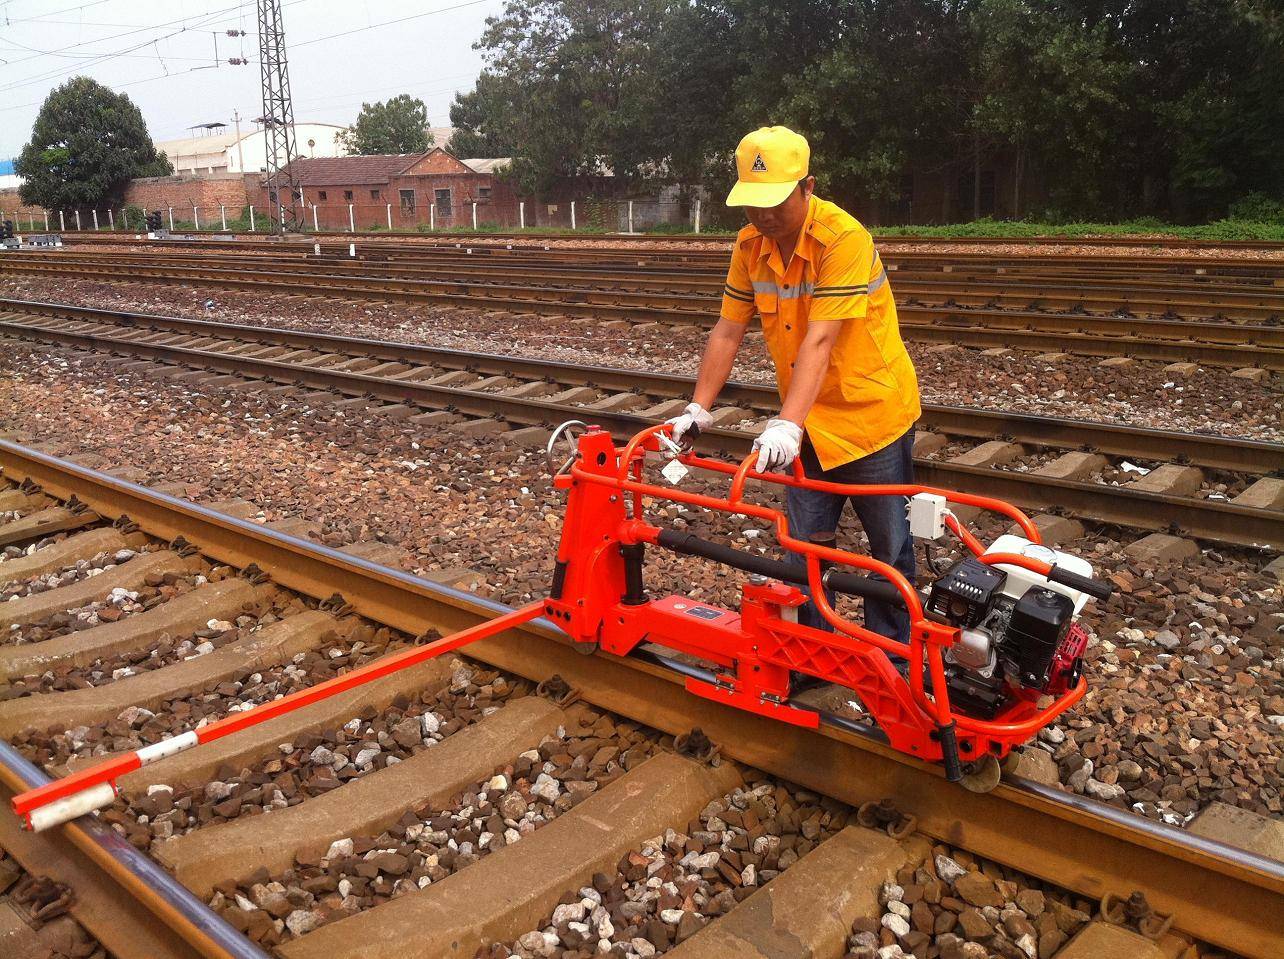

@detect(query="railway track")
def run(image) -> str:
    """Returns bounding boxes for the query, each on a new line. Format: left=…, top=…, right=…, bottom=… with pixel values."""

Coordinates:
left=9, top=249, right=1284, bottom=321
left=1, top=298, right=1280, bottom=549
left=2, top=256, right=1280, bottom=370
left=55, top=230, right=1284, bottom=279
left=0, top=440, right=1281, bottom=959
left=59, top=226, right=1284, bottom=252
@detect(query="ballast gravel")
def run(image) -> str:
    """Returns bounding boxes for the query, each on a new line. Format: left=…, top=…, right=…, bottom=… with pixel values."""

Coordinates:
left=209, top=699, right=660, bottom=948
left=482, top=779, right=845, bottom=958
left=848, top=844, right=1093, bottom=959
left=125, top=661, right=530, bottom=849
left=2, top=276, right=1278, bottom=442
left=3, top=575, right=281, bottom=699
left=1, top=566, right=204, bottom=649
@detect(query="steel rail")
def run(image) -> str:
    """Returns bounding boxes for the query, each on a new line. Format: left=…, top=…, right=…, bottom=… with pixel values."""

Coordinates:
left=2, top=258, right=1281, bottom=368
left=2, top=314, right=1280, bottom=547
left=60, top=226, right=1284, bottom=251
left=3, top=297, right=1279, bottom=474
left=51, top=232, right=1284, bottom=277
left=19, top=247, right=1284, bottom=293
left=0, top=441, right=1280, bottom=957
left=13, top=250, right=1284, bottom=319
left=0, top=740, right=268, bottom=959
left=16, top=248, right=1284, bottom=300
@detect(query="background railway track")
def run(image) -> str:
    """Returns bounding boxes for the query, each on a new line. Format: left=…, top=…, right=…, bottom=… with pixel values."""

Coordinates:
left=56, top=227, right=1284, bottom=252
left=0, top=299, right=1280, bottom=549
left=10, top=249, right=1284, bottom=321
left=2, top=255, right=1280, bottom=370
left=0, top=441, right=1280, bottom=959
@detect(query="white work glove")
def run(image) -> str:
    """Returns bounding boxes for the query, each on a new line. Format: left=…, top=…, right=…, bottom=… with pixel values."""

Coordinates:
left=665, top=402, right=713, bottom=449
left=752, top=419, right=804, bottom=472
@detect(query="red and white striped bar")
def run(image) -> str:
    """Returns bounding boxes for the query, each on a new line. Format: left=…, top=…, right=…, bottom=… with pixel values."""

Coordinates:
left=13, top=602, right=544, bottom=831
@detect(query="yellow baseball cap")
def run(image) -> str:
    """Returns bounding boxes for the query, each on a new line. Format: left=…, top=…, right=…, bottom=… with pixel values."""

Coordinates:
left=725, top=126, right=810, bottom=208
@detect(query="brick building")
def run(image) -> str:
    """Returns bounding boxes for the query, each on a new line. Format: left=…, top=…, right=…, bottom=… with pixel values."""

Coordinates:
left=261, top=148, right=521, bottom=230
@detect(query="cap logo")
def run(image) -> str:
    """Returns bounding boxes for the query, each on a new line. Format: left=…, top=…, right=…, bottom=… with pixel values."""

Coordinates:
left=750, top=153, right=767, bottom=173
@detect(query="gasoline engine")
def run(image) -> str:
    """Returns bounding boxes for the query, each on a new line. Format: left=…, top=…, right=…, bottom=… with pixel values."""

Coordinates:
left=926, top=536, right=1092, bottom=719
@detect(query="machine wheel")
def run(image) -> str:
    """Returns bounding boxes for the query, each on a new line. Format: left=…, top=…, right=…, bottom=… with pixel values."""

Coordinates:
left=960, top=753, right=1002, bottom=793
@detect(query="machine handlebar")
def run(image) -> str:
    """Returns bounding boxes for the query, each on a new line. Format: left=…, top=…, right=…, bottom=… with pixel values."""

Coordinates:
left=1047, top=566, right=1114, bottom=602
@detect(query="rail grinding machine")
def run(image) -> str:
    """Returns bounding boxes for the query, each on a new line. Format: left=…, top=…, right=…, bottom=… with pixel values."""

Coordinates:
left=11, top=422, right=1111, bottom=830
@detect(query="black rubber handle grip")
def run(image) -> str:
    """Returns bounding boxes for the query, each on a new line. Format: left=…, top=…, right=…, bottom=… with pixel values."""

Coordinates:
left=937, top=721, right=963, bottom=783
left=1046, top=566, right=1114, bottom=602
left=655, top=528, right=905, bottom=608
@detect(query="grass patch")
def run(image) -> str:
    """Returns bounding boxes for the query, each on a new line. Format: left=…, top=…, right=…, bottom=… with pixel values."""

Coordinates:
left=872, top=217, right=1284, bottom=242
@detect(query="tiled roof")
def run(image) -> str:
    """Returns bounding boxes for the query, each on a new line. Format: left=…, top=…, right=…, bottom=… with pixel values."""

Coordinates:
left=283, top=154, right=425, bottom=186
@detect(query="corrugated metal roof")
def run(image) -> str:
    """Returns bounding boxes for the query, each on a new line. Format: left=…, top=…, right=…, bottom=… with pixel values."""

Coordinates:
left=283, top=154, right=425, bottom=186
left=462, top=158, right=511, bottom=174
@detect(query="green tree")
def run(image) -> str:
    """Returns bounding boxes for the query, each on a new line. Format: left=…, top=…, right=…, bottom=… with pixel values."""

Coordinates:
left=450, top=0, right=669, bottom=193
left=969, top=0, right=1132, bottom=218
left=17, top=77, right=172, bottom=210
left=449, top=75, right=518, bottom=159
left=340, top=95, right=433, bottom=155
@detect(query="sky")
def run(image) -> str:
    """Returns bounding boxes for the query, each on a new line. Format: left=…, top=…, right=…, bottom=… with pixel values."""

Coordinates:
left=0, top=0, right=506, bottom=158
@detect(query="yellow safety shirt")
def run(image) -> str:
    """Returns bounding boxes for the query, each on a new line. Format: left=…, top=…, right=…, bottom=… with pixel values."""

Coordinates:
left=720, top=195, right=921, bottom=471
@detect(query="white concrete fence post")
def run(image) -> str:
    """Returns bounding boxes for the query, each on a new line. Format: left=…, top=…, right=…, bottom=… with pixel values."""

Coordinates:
left=107, top=209, right=114, bottom=230
left=430, top=203, right=435, bottom=230
left=59, top=210, right=65, bottom=231
left=168, top=207, right=174, bottom=231
left=386, top=203, right=392, bottom=230
left=44, top=211, right=50, bottom=231
left=519, top=201, right=525, bottom=229
left=348, top=203, right=354, bottom=232
left=627, top=200, right=634, bottom=234
left=75, top=210, right=82, bottom=230
left=694, top=198, right=701, bottom=234
left=249, top=206, right=256, bottom=231
left=472, top=202, right=478, bottom=230
left=570, top=201, right=576, bottom=230
left=192, top=206, right=200, bottom=230
left=220, top=205, right=227, bottom=231
left=92, top=210, right=98, bottom=230
left=313, top=204, right=319, bottom=231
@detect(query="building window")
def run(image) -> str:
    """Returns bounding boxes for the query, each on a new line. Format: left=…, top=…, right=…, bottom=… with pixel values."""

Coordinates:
left=399, top=189, right=416, bottom=214
left=370, top=189, right=381, bottom=200
left=318, top=190, right=328, bottom=200
left=343, top=190, right=353, bottom=201
left=478, top=186, right=491, bottom=202
left=435, top=188, right=452, bottom=217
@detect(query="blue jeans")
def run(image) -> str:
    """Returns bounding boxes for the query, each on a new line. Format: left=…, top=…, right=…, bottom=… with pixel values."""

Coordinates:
left=785, top=428, right=916, bottom=643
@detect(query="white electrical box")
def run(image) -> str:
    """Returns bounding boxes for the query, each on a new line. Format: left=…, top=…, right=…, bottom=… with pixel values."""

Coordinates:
left=907, top=492, right=948, bottom=539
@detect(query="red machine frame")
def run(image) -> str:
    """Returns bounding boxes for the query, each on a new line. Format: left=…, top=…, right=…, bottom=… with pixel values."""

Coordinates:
left=12, top=422, right=1094, bottom=831
left=543, top=423, right=1089, bottom=782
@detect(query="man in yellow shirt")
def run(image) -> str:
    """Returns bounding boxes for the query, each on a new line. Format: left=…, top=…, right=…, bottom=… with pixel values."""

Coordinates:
left=668, top=126, right=921, bottom=642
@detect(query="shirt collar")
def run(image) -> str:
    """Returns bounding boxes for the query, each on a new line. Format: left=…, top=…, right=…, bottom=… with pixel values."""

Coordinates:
left=756, top=194, right=818, bottom=273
